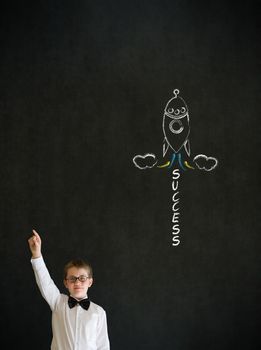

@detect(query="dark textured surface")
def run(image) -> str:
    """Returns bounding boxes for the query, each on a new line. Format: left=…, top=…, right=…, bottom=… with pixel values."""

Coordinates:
left=0, top=1, right=260, bottom=349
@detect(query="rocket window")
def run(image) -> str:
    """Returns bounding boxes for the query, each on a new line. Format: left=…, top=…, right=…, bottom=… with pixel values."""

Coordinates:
left=169, top=119, right=184, bottom=134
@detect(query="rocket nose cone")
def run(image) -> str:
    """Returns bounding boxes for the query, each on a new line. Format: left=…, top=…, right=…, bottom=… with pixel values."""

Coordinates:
left=165, top=94, right=188, bottom=120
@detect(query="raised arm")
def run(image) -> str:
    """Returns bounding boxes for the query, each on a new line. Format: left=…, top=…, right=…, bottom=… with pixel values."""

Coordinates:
left=28, top=229, right=60, bottom=310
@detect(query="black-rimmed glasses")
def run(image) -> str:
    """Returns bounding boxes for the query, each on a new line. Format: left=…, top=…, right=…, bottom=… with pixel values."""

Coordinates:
left=66, top=275, right=90, bottom=283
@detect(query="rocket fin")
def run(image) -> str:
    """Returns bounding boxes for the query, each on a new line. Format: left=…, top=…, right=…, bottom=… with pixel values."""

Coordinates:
left=163, top=138, right=169, bottom=157
left=184, top=139, right=191, bottom=157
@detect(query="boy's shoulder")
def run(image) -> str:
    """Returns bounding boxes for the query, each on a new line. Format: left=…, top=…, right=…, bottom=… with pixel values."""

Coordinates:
left=89, top=300, right=107, bottom=314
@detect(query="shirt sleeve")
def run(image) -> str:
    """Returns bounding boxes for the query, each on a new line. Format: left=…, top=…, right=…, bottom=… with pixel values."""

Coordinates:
left=31, top=256, right=60, bottom=311
left=96, top=308, right=110, bottom=350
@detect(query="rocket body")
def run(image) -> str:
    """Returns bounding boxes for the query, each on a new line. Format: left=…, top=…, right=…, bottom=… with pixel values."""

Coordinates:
left=162, top=89, right=190, bottom=156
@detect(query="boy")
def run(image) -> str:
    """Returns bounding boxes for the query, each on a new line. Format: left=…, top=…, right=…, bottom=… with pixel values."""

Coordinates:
left=28, top=229, right=110, bottom=350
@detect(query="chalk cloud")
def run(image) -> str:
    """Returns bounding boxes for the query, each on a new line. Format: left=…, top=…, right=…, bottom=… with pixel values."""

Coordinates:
left=133, top=153, right=157, bottom=170
left=193, top=154, right=218, bottom=171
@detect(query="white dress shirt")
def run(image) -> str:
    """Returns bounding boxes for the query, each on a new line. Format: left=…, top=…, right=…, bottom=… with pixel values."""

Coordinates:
left=31, top=256, right=110, bottom=350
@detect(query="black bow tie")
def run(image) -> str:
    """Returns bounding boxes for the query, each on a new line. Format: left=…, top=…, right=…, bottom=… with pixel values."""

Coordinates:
left=68, top=296, right=90, bottom=310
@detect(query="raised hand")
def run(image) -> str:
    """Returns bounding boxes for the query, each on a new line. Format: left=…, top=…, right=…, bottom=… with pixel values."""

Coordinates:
left=28, top=229, right=42, bottom=259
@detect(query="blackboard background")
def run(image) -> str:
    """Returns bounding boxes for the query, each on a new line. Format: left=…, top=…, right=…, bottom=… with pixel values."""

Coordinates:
left=0, top=1, right=260, bottom=349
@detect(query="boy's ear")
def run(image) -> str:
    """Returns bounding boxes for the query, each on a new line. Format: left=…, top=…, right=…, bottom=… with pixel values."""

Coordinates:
left=89, top=278, right=93, bottom=287
left=64, top=279, right=69, bottom=289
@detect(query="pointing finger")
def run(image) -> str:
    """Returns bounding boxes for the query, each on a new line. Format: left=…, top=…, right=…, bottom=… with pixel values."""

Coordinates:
left=32, top=229, right=40, bottom=239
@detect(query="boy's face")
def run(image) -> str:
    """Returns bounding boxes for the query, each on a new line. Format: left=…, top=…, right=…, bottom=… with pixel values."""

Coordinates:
left=64, top=266, right=93, bottom=300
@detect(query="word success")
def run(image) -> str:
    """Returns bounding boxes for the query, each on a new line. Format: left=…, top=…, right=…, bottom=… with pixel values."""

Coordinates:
left=172, top=169, right=180, bottom=246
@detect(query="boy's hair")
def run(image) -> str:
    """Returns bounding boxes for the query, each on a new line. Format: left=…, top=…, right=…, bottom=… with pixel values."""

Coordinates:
left=63, top=259, right=93, bottom=279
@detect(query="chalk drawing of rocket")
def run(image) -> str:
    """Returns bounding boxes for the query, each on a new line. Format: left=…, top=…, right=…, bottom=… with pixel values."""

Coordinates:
left=163, top=88, right=190, bottom=157
left=133, top=89, right=218, bottom=171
